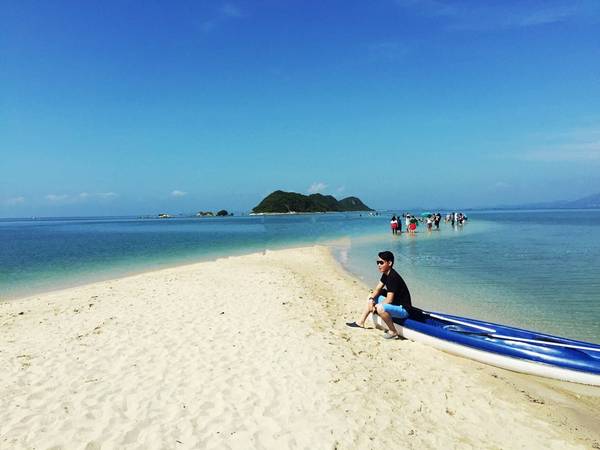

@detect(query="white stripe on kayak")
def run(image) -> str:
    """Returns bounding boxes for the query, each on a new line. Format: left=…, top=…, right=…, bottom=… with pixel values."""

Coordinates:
left=425, top=312, right=496, bottom=333
left=487, top=334, right=600, bottom=352
left=423, top=312, right=600, bottom=352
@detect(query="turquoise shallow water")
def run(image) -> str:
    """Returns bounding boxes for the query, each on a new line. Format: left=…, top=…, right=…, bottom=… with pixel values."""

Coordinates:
left=0, top=214, right=379, bottom=298
left=332, top=210, right=600, bottom=343
left=1, top=210, right=599, bottom=342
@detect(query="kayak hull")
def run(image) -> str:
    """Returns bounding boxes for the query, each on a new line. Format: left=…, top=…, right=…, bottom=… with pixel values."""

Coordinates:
left=372, top=311, right=600, bottom=386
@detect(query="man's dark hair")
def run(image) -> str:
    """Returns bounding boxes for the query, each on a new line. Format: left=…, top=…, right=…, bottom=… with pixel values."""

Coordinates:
left=378, top=251, right=394, bottom=265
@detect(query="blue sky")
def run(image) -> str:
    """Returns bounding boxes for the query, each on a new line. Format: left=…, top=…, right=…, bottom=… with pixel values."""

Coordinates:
left=1, top=0, right=600, bottom=216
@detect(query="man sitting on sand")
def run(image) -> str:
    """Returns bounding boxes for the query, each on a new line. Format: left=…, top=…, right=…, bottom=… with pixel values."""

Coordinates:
left=346, top=251, right=412, bottom=340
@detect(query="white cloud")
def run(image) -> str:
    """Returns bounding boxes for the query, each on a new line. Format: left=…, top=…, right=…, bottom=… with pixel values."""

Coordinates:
left=200, top=3, right=243, bottom=32
left=512, top=5, right=580, bottom=27
left=336, top=186, right=346, bottom=194
left=395, top=0, right=457, bottom=18
left=366, top=41, right=411, bottom=62
left=2, top=196, right=25, bottom=206
left=545, top=126, right=600, bottom=141
left=395, top=0, right=597, bottom=31
left=97, top=192, right=118, bottom=199
left=521, top=125, right=600, bottom=162
left=45, top=194, right=70, bottom=203
left=308, top=182, right=328, bottom=194
left=171, top=190, right=188, bottom=197
left=523, top=141, right=600, bottom=162
left=44, top=192, right=119, bottom=203
left=200, top=20, right=217, bottom=32
left=221, top=3, right=242, bottom=18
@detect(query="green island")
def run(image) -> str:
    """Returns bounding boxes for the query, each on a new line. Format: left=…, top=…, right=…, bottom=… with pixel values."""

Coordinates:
left=252, top=190, right=373, bottom=214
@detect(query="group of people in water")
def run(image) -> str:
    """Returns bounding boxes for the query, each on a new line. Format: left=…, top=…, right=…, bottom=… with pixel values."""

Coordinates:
left=390, top=212, right=468, bottom=234
left=445, top=212, right=467, bottom=226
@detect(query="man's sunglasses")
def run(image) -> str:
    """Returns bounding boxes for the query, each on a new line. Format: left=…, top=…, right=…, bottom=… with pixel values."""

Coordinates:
left=376, top=260, right=386, bottom=265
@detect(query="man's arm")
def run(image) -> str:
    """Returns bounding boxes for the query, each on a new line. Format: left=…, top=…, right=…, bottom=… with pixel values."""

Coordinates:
left=369, top=282, right=385, bottom=300
left=382, top=291, right=395, bottom=304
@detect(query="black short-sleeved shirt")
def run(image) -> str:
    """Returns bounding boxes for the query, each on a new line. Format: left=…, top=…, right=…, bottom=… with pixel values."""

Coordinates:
left=380, top=268, right=412, bottom=310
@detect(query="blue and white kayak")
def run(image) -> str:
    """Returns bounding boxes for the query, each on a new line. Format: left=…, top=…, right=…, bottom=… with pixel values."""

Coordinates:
left=373, top=310, right=600, bottom=386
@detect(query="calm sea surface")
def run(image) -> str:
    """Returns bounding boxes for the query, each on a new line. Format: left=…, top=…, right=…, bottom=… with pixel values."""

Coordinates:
left=1, top=210, right=599, bottom=342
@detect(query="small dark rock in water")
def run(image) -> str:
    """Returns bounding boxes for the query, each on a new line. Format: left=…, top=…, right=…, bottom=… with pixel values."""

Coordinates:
left=18, top=312, right=24, bottom=315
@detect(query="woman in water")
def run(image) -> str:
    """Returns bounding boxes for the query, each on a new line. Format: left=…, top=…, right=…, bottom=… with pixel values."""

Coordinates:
left=390, top=215, right=399, bottom=235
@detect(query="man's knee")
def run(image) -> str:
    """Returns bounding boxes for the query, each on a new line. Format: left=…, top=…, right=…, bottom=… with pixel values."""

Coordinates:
left=376, top=304, right=386, bottom=315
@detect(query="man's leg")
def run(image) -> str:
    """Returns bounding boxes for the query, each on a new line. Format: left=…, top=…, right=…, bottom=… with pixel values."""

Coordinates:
left=376, top=304, right=398, bottom=335
left=357, top=296, right=376, bottom=326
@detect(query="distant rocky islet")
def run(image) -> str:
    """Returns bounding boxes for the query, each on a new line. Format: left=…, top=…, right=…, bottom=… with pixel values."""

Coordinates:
left=252, top=190, right=373, bottom=214
left=155, top=190, right=372, bottom=218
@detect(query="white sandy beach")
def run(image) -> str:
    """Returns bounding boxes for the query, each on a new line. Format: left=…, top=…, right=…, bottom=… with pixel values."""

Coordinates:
left=1, top=246, right=599, bottom=449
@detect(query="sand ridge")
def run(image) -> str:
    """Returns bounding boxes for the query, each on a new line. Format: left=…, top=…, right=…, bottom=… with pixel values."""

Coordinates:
left=1, top=246, right=599, bottom=449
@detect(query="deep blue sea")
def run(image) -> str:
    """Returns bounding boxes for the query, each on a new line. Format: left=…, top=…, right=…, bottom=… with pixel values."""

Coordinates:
left=1, top=210, right=599, bottom=343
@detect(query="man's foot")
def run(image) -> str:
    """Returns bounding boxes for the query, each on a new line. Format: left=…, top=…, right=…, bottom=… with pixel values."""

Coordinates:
left=383, top=332, right=400, bottom=340
left=346, top=321, right=364, bottom=328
